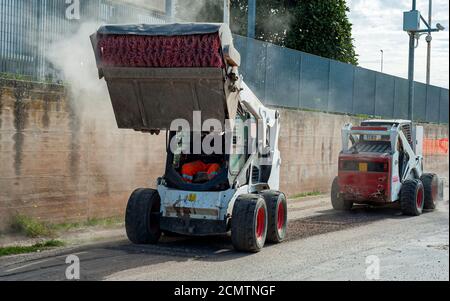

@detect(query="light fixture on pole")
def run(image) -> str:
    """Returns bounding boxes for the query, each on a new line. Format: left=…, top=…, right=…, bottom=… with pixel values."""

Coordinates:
left=380, top=50, right=384, bottom=73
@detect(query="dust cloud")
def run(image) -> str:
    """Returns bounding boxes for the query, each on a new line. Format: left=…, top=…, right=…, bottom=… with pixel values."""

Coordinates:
left=45, top=20, right=161, bottom=197
left=42, top=0, right=228, bottom=197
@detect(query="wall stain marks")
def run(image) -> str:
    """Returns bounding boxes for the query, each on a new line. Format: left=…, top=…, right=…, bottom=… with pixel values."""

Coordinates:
left=0, top=88, right=3, bottom=153
left=321, top=141, right=325, bottom=163
left=329, top=136, right=334, bottom=164
left=67, top=94, right=81, bottom=180
left=13, top=84, right=30, bottom=176
left=42, top=94, right=51, bottom=128
left=0, top=87, right=3, bottom=129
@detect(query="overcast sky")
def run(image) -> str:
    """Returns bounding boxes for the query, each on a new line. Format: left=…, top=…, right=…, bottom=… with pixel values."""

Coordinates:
left=347, top=0, right=449, bottom=88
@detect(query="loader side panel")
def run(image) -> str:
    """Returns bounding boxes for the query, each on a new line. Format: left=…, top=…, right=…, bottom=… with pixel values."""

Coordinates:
left=157, top=186, right=237, bottom=235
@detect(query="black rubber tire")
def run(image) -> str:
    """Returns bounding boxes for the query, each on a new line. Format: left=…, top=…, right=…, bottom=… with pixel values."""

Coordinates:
left=125, top=188, right=162, bottom=244
left=400, top=179, right=425, bottom=216
left=260, top=191, right=287, bottom=243
left=420, top=173, right=439, bottom=210
left=331, top=177, right=353, bottom=211
left=231, top=194, right=268, bottom=252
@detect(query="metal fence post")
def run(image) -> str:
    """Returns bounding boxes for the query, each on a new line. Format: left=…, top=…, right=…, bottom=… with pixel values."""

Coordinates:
left=263, top=42, right=268, bottom=102
left=327, top=60, right=331, bottom=113
left=248, top=0, right=256, bottom=39
left=298, top=54, right=303, bottom=108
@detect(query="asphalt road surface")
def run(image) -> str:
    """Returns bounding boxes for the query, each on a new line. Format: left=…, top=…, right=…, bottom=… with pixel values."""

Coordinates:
left=0, top=190, right=448, bottom=281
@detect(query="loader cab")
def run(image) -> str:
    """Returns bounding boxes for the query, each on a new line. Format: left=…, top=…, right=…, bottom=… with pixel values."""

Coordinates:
left=339, top=123, right=394, bottom=203
left=163, top=111, right=253, bottom=192
left=338, top=120, right=419, bottom=204
left=347, top=132, right=392, bottom=154
left=359, top=119, right=417, bottom=181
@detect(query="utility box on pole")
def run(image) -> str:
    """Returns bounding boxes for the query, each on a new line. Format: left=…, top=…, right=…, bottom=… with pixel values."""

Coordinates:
left=403, top=10, right=421, bottom=32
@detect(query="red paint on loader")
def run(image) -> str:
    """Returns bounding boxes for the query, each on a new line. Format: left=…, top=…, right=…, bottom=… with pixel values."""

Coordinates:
left=338, top=154, right=391, bottom=203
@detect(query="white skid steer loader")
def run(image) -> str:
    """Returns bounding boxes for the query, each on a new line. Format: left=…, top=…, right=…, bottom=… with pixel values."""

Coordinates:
left=332, top=119, right=443, bottom=216
left=91, top=23, right=287, bottom=252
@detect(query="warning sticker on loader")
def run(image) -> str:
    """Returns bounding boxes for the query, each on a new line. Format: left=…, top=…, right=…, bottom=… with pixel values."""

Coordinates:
left=359, top=163, right=368, bottom=172
left=186, top=194, right=197, bottom=202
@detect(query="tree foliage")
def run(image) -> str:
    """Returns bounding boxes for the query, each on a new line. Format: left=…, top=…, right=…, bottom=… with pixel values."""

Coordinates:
left=285, top=0, right=358, bottom=65
left=175, top=0, right=358, bottom=65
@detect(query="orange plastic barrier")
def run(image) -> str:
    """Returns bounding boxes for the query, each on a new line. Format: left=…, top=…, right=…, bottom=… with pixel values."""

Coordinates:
left=423, top=138, right=449, bottom=155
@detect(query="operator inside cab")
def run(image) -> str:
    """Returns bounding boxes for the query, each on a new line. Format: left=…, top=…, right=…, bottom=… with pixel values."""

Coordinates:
left=172, top=131, right=225, bottom=184
left=181, top=161, right=221, bottom=183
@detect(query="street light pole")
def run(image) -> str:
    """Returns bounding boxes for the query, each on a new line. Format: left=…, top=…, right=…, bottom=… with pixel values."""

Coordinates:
left=426, top=0, right=432, bottom=85
left=407, top=0, right=417, bottom=121
left=404, top=0, right=444, bottom=120
left=380, top=50, right=384, bottom=73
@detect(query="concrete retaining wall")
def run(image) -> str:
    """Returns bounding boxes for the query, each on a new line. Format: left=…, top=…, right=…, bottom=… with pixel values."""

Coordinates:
left=0, top=79, right=166, bottom=229
left=0, top=78, right=448, bottom=229
left=278, top=108, right=448, bottom=196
